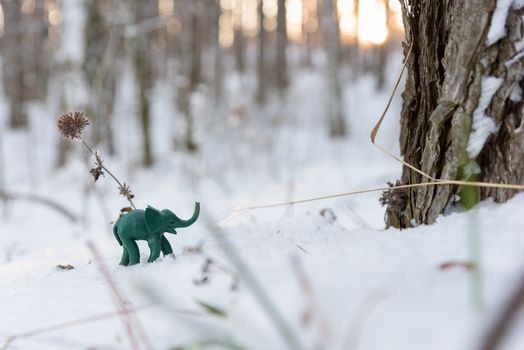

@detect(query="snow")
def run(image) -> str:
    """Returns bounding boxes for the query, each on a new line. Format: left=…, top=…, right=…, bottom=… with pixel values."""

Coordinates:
left=488, top=0, right=512, bottom=46
left=1, top=3, right=524, bottom=348
left=467, top=76, right=502, bottom=159
left=514, top=0, right=524, bottom=8
left=510, top=78, right=523, bottom=102
left=1, top=60, right=524, bottom=349
left=487, top=0, right=524, bottom=45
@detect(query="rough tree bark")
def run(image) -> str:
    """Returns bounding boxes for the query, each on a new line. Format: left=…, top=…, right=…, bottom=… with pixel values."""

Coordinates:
left=386, top=0, right=524, bottom=228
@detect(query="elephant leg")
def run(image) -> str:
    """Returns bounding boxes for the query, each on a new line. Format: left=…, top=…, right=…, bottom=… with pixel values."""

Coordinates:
left=160, top=235, right=174, bottom=257
left=147, top=236, right=161, bottom=263
left=120, top=248, right=130, bottom=266
left=122, top=239, right=140, bottom=265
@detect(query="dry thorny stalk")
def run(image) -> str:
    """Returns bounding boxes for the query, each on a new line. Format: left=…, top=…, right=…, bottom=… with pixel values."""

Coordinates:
left=57, top=111, right=136, bottom=214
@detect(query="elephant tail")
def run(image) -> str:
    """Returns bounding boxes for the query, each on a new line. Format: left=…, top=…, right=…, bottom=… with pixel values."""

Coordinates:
left=113, top=223, right=122, bottom=246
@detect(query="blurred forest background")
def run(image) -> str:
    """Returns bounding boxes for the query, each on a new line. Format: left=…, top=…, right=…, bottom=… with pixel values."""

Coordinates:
left=0, top=0, right=403, bottom=174
left=4, top=3, right=524, bottom=350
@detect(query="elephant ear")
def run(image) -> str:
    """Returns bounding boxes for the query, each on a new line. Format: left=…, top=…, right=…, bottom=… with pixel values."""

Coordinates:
left=145, top=206, right=163, bottom=232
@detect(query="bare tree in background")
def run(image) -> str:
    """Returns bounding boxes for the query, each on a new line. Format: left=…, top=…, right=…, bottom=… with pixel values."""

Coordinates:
left=352, top=0, right=360, bottom=74
left=276, top=0, right=288, bottom=91
left=210, top=0, right=223, bottom=105
left=376, top=0, right=390, bottom=90
left=26, top=1, right=50, bottom=100
left=233, top=2, right=246, bottom=74
left=83, top=0, right=119, bottom=154
left=132, top=0, right=156, bottom=166
left=322, top=0, right=346, bottom=137
left=176, top=0, right=202, bottom=152
left=256, top=0, right=267, bottom=104
left=386, top=0, right=524, bottom=228
left=1, top=0, right=28, bottom=128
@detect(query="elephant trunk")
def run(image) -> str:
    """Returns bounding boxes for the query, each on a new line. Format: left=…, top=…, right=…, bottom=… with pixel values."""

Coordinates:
left=174, top=202, right=200, bottom=228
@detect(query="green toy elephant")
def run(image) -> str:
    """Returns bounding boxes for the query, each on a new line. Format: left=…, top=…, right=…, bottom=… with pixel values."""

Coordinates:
left=113, top=202, right=200, bottom=265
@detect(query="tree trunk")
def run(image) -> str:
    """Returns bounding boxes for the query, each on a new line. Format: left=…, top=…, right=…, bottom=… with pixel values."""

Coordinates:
left=83, top=0, right=118, bottom=154
left=1, top=0, right=28, bottom=128
left=322, top=0, right=346, bottom=137
left=25, top=0, right=49, bottom=101
left=352, top=0, right=360, bottom=75
left=256, top=0, right=267, bottom=104
left=376, top=0, right=390, bottom=90
left=132, top=0, right=156, bottom=166
left=386, top=0, right=524, bottom=228
left=233, top=1, right=246, bottom=75
left=176, top=0, right=200, bottom=152
left=210, top=0, right=223, bottom=105
left=276, top=0, right=288, bottom=91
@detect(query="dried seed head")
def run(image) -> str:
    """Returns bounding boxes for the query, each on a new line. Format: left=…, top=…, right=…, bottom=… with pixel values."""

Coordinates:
left=380, top=180, right=407, bottom=213
left=118, top=183, right=134, bottom=201
left=57, top=112, right=89, bottom=139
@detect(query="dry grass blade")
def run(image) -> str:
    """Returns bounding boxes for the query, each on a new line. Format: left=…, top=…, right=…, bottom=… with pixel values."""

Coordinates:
left=231, top=40, right=523, bottom=213
left=370, top=41, right=524, bottom=190
left=369, top=43, right=434, bottom=181
left=233, top=182, right=446, bottom=212
left=202, top=214, right=305, bottom=350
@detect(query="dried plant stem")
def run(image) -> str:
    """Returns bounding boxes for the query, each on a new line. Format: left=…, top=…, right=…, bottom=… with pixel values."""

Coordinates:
left=79, top=138, right=136, bottom=209
left=87, top=241, right=151, bottom=350
left=290, top=256, right=330, bottom=344
left=2, top=304, right=153, bottom=348
left=234, top=180, right=524, bottom=212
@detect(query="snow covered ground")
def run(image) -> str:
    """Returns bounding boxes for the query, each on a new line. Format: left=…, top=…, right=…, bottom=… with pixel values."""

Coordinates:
left=1, top=57, right=524, bottom=350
